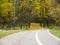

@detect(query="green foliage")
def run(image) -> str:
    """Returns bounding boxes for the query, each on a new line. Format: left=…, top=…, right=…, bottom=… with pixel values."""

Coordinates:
left=0, top=0, right=60, bottom=29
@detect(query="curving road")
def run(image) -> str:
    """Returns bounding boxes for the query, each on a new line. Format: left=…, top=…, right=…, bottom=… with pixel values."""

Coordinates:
left=38, top=29, right=60, bottom=45
left=0, top=29, right=60, bottom=45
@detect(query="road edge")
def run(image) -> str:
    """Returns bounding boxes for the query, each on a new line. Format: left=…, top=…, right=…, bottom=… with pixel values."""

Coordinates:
left=35, top=31, right=43, bottom=45
left=47, top=29, right=60, bottom=41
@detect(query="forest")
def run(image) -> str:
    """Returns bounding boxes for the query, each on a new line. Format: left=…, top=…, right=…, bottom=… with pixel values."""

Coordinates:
left=0, top=0, right=60, bottom=29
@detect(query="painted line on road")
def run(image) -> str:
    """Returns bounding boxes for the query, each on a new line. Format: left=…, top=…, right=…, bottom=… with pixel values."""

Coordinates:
left=47, top=29, right=60, bottom=41
left=35, top=31, right=43, bottom=45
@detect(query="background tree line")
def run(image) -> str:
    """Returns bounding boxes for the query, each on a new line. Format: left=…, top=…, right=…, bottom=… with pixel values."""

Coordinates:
left=0, top=0, right=60, bottom=29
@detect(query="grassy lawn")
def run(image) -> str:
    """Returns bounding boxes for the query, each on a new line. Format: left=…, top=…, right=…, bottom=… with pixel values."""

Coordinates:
left=50, top=29, right=60, bottom=39
left=0, top=30, right=21, bottom=38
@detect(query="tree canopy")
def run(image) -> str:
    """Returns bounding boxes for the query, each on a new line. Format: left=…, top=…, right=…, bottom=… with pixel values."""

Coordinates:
left=0, top=0, right=60, bottom=29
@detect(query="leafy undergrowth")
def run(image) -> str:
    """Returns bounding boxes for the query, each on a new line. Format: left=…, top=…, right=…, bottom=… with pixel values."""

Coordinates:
left=0, top=30, right=21, bottom=38
left=50, top=29, right=60, bottom=38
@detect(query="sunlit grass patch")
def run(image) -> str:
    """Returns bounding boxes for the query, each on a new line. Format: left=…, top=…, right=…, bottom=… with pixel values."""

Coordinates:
left=29, top=23, right=41, bottom=30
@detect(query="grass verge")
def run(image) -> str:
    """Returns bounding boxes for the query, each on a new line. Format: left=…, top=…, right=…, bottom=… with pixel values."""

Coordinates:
left=0, top=30, right=21, bottom=38
left=49, top=29, right=60, bottom=39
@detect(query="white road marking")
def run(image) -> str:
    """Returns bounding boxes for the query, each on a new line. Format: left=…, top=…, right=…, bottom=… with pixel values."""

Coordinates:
left=35, top=31, right=43, bottom=45
left=47, top=29, right=60, bottom=41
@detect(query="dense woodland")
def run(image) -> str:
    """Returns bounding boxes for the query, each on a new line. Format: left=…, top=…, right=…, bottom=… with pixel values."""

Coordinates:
left=0, top=0, right=60, bottom=29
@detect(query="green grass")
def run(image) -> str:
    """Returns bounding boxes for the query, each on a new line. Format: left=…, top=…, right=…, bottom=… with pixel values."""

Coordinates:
left=50, top=29, right=60, bottom=38
left=0, top=30, right=21, bottom=38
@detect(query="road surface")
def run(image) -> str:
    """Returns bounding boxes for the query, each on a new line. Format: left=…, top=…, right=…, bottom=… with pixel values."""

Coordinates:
left=0, top=29, right=60, bottom=45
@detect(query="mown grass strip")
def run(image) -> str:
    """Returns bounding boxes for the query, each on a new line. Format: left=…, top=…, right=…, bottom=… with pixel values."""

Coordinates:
left=50, top=29, right=60, bottom=38
left=0, top=30, right=21, bottom=38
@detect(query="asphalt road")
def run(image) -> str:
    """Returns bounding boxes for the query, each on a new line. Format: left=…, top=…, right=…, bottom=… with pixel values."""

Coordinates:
left=38, top=29, right=60, bottom=45
left=0, top=29, right=60, bottom=45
